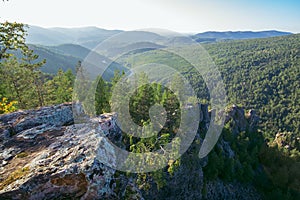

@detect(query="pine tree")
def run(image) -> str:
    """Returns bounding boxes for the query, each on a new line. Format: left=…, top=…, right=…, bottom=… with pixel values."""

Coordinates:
left=0, top=57, right=28, bottom=108
left=94, top=76, right=110, bottom=114
left=21, top=49, right=46, bottom=107
left=44, top=69, right=75, bottom=105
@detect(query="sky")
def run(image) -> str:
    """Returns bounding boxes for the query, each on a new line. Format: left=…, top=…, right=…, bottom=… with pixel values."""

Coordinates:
left=0, top=0, right=299, bottom=33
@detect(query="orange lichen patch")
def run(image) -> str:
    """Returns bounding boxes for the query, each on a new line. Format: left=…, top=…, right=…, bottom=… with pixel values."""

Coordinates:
left=50, top=173, right=88, bottom=197
left=0, top=166, right=30, bottom=190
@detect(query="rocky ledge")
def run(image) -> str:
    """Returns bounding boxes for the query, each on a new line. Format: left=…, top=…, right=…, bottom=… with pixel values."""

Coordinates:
left=0, top=103, right=260, bottom=199
left=0, top=103, right=122, bottom=199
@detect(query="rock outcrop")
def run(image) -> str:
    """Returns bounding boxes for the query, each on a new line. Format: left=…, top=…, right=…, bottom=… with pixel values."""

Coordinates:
left=205, top=180, right=261, bottom=200
left=0, top=103, right=74, bottom=139
left=0, top=103, right=121, bottom=199
left=225, top=104, right=259, bottom=135
left=0, top=102, right=261, bottom=199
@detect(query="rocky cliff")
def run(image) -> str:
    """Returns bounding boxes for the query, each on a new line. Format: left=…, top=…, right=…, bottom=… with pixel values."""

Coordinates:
left=0, top=103, right=261, bottom=199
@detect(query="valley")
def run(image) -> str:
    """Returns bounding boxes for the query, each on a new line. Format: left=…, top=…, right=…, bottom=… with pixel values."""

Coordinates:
left=0, top=23, right=299, bottom=199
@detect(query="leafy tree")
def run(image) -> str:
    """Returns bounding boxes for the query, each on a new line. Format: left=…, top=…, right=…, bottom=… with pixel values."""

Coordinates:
left=0, top=20, right=48, bottom=109
left=0, top=21, right=28, bottom=60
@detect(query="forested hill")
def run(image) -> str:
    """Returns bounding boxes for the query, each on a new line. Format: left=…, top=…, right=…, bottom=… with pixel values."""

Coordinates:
left=203, top=33, right=300, bottom=139
left=28, top=44, right=128, bottom=78
left=116, top=33, right=299, bottom=139
left=111, top=33, right=300, bottom=198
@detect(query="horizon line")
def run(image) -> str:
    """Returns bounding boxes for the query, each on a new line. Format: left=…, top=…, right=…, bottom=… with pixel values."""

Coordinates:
left=25, top=24, right=298, bottom=35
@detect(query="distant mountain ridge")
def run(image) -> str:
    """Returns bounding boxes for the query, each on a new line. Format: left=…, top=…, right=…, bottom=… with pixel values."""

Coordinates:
left=26, top=25, right=123, bottom=49
left=26, top=25, right=293, bottom=48
left=192, top=30, right=292, bottom=42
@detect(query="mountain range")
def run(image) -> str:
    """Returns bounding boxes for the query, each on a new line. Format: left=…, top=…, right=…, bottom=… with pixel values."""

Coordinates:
left=27, top=25, right=292, bottom=48
left=24, top=25, right=293, bottom=79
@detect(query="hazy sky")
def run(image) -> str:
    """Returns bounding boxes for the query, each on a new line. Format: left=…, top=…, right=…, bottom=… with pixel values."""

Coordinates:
left=0, top=0, right=299, bottom=33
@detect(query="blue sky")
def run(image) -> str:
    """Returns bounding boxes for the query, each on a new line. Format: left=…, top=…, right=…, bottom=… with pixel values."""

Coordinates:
left=0, top=0, right=299, bottom=33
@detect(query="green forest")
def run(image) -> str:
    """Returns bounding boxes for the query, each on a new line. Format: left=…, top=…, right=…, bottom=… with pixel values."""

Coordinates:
left=0, top=21, right=300, bottom=199
left=112, top=34, right=300, bottom=199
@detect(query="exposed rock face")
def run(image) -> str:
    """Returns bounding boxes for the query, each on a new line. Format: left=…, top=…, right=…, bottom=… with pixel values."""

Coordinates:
left=225, top=104, right=259, bottom=135
left=0, top=103, right=74, bottom=142
left=0, top=103, right=261, bottom=199
left=0, top=103, right=121, bottom=199
left=206, top=180, right=261, bottom=200
left=143, top=151, right=205, bottom=200
left=246, top=109, right=260, bottom=133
